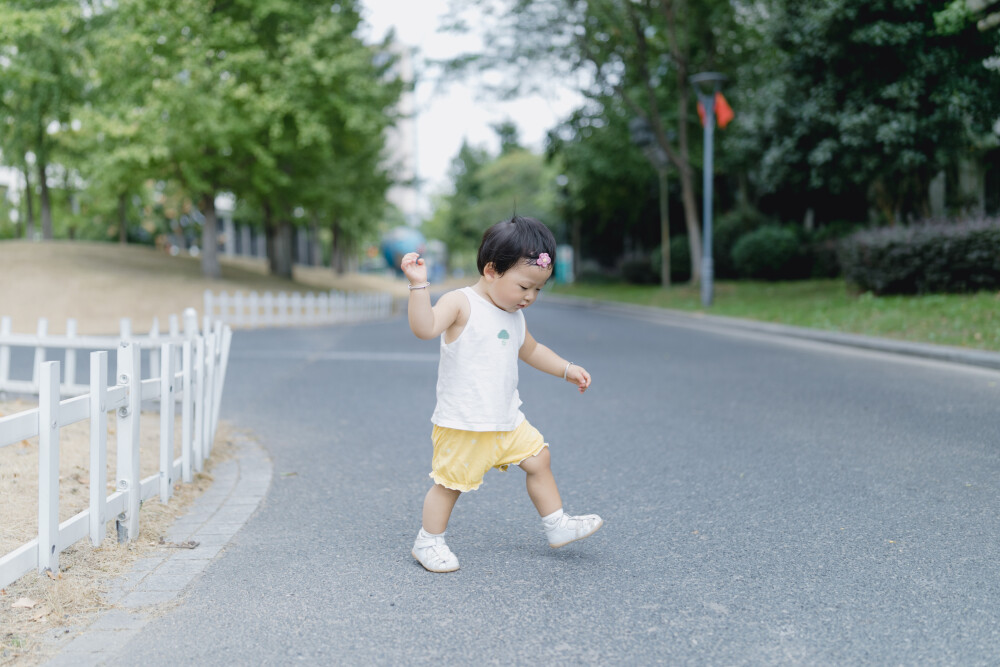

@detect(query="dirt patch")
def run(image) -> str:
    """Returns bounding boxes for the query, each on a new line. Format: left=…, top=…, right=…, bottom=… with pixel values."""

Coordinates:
left=0, top=240, right=423, bottom=335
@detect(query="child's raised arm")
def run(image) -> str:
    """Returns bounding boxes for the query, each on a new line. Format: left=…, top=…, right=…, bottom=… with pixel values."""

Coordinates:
left=401, top=252, right=464, bottom=340
left=519, top=329, right=592, bottom=394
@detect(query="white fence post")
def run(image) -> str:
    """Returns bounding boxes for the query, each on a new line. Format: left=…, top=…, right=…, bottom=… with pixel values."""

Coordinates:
left=248, top=292, right=259, bottom=328
left=32, top=318, right=48, bottom=391
left=219, top=292, right=230, bottom=324
left=277, top=292, right=289, bottom=326
left=202, top=332, right=216, bottom=458
left=304, top=292, right=316, bottom=324
left=262, top=292, right=273, bottom=326
left=317, top=293, right=329, bottom=322
left=0, top=316, right=11, bottom=389
left=193, top=336, right=205, bottom=472
left=234, top=292, right=245, bottom=327
left=182, top=340, right=193, bottom=483
left=38, top=361, right=61, bottom=573
left=160, top=342, right=175, bottom=503
left=204, top=291, right=214, bottom=321
left=169, top=314, right=181, bottom=371
left=183, top=308, right=199, bottom=339
left=115, top=342, right=141, bottom=542
left=211, top=324, right=231, bottom=443
left=149, top=317, right=161, bottom=382
left=65, top=319, right=77, bottom=390
left=89, top=351, right=108, bottom=546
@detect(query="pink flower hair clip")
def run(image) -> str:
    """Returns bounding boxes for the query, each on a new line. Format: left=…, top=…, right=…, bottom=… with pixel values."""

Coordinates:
left=535, top=253, right=551, bottom=269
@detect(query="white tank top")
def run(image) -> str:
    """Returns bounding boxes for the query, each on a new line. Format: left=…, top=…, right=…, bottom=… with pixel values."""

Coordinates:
left=431, top=286, right=526, bottom=431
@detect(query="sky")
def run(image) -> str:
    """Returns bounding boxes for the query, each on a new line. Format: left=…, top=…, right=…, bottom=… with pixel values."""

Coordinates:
left=359, top=0, right=585, bottom=218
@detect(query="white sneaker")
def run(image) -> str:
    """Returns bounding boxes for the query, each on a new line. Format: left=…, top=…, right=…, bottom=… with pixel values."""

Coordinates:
left=412, top=530, right=460, bottom=573
left=544, top=512, right=604, bottom=548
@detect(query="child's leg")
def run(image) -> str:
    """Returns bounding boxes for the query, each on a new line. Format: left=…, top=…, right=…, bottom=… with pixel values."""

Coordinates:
left=414, top=484, right=462, bottom=573
left=422, top=483, right=461, bottom=534
left=518, top=447, right=562, bottom=516
left=519, top=447, right=603, bottom=548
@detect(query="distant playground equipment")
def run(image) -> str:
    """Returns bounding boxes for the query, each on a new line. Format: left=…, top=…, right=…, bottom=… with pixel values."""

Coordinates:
left=555, top=244, right=574, bottom=284
left=381, top=226, right=425, bottom=274
left=380, top=226, right=447, bottom=282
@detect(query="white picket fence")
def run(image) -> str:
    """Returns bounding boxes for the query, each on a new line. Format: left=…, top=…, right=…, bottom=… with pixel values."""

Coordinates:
left=0, top=310, right=232, bottom=590
left=204, top=289, right=393, bottom=328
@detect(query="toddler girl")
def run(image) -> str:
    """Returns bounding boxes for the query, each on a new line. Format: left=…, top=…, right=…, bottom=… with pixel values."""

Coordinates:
left=401, top=215, right=602, bottom=573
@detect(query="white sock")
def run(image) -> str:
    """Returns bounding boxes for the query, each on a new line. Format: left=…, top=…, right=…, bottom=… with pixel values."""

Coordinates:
left=419, top=528, right=445, bottom=539
left=541, top=508, right=564, bottom=527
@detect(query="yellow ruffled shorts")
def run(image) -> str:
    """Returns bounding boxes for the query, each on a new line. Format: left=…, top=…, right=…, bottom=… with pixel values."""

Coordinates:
left=429, top=419, right=549, bottom=492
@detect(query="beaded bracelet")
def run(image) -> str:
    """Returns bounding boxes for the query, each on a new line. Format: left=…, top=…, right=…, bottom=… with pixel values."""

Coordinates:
left=563, top=362, right=574, bottom=380
left=408, top=282, right=430, bottom=290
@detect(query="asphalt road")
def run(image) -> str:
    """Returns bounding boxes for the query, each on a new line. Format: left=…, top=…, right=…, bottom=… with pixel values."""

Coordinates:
left=104, top=297, right=1000, bottom=665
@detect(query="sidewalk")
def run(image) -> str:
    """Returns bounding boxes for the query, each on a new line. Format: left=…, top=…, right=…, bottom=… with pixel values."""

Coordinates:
left=41, top=434, right=272, bottom=667
left=546, top=294, right=1000, bottom=371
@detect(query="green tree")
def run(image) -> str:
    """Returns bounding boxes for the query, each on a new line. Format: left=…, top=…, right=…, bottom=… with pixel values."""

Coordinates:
left=733, top=0, right=1000, bottom=223
left=76, top=0, right=400, bottom=279
left=0, top=1, right=88, bottom=240
left=216, top=0, right=400, bottom=278
left=431, top=140, right=492, bottom=257
left=547, top=96, right=661, bottom=271
left=444, top=0, right=743, bottom=284
left=427, top=135, right=561, bottom=267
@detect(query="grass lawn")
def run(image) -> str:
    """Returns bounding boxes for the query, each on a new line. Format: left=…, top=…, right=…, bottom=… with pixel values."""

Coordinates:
left=548, top=279, right=1000, bottom=352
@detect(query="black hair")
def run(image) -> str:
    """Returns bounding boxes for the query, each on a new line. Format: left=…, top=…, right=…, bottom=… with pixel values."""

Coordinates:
left=476, top=215, right=556, bottom=276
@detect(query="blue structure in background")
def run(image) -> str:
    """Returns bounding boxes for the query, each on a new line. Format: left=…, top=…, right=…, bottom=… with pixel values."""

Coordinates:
left=381, top=226, right=426, bottom=276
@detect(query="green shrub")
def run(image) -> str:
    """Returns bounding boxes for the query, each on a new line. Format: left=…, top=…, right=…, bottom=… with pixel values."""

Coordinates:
left=731, top=226, right=803, bottom=280
left=714, top=206, right=780, bottom=278
left=621, top=256, right=659, bottom=285
left=807, top=221, right=864, bottom=278
left=648, top=237, right=693, bottom=283
left=838, top=219, right=1000, bottom=295
left=669, top=236, right=691, bottom=282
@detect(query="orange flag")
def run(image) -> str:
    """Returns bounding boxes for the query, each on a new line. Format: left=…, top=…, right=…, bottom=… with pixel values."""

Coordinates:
left=697, top=92, right=735, bottom=129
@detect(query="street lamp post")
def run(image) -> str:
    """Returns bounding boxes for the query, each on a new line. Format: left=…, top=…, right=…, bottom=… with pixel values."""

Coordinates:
left=689, top=72, right=728, bottom=308
left=629, top=117, right=674, bottom=289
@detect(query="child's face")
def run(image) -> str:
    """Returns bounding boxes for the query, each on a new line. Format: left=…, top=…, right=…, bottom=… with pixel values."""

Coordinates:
left=483, top=261, right=553, bottom=312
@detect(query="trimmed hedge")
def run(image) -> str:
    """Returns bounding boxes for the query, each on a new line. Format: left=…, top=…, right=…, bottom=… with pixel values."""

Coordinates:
left=838, top=219, right=1000, bottom=295
left=731, top=226, right=802, bottom=280
left=621, top=257, right=659, bottom=285
left=713, top=207, right=781, bottom=279
left=807, top=221, right=863, bottom=279
left=626, top=238, right=693, bottom=285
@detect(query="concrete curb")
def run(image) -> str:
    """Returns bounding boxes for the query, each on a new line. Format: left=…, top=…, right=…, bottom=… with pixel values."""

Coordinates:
left=544, top=294, right=1000, bottom=372
left=41, top=434, right=273, bottom=667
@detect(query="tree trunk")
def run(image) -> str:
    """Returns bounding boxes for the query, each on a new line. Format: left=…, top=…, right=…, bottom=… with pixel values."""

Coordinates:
left=571, top=216, right=582, bottom=282
left=265, top=212, right=294, bottom=279
left=199, top=194, right=221, bottom=279
left=331, top=219, right=346, bottom=276
left=263, top=203, right=277, bottom=272
left=38, top=160, right=53, bottom=240
left=869, top=178, right=896, bottom=225
left=658, top=168, right=671, bottom=289
left=23, top=164, right=35, bottom=239
left=678, top=163, right=703, bottom=284
left=668, top=8, right=701, bottom=286
left=118, top=194, right=128, bottom=244
left=309, top=220, right=323, bottom=267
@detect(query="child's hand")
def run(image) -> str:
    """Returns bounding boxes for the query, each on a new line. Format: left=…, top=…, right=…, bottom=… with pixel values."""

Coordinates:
left=400, top=252, right=428, bottom=285
left=566, top=364, right=591, bottom=394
